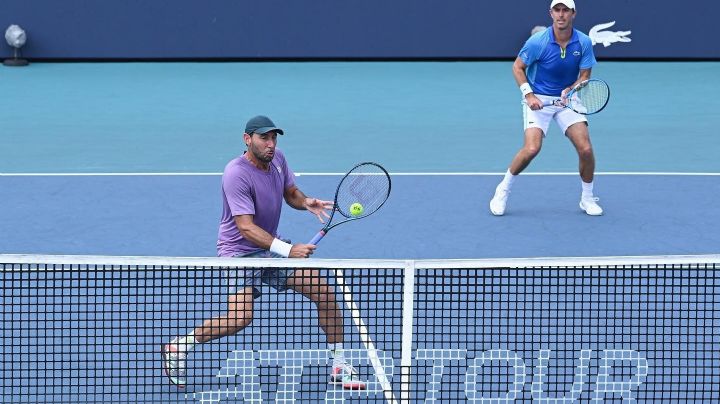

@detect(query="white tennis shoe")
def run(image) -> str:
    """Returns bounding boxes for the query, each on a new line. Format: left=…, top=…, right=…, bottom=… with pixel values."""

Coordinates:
left=580, top=196, right=603, bottom=216
left=490, top=185, right=510, bottom=216
left=329, top=362, right=367, bottom=390
left=162, top=342, right=187, bottom=388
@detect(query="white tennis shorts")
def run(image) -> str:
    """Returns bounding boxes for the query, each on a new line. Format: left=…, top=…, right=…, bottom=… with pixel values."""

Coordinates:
left=522, top=94, right=587, bottom=136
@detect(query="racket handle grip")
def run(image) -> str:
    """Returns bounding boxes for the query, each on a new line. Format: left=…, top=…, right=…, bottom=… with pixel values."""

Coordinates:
left=308, top=230, right=326, bottom=245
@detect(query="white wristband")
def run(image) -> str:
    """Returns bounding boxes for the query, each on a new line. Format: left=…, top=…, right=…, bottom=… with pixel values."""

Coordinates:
left=519, top=83, right=533, bottom=97
left=269, top=238, right=292, bottom=258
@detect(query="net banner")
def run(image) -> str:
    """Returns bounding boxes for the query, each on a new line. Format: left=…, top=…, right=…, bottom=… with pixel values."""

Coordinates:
left=2, top=1, right=719, bottom=59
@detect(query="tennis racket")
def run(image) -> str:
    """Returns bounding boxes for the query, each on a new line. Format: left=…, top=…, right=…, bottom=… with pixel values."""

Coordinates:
left=308, top=162, right=391, bottom=245
left=307, top=162, right=394, bottom=401
left=543, top=78, right=610, bottom=115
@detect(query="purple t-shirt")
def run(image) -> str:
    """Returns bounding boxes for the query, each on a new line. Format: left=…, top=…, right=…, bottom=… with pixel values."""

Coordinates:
left=216, top=149, right=296, bottom=257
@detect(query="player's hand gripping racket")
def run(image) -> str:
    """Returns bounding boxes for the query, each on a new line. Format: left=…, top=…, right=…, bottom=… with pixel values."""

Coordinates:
left=308, top=162, right=391, bottom=245
left=544, top=78, right=610, bottom=115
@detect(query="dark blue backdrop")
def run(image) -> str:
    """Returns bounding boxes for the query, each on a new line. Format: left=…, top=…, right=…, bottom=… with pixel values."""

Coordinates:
left=1, top=0, right=717, bottom=59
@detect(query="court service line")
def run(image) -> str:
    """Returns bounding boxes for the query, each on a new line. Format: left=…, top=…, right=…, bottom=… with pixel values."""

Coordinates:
left=2, top=172, right=720, bottom=177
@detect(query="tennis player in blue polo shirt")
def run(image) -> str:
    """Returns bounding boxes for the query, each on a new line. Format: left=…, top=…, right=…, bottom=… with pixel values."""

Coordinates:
left=490, top=0, right=603, bottom=216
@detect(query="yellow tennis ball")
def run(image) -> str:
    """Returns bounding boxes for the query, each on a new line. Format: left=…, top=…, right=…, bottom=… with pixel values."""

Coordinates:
left=350, top=202, right=364, bottom=217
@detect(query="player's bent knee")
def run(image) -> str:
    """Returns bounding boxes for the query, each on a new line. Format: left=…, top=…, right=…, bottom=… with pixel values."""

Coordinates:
left=315, top=300, right=341, bottom=316
left=524, top=145, right=541, bottom=158
left=310, top=286, right=335, bottom=304
left=577, top=146, right=594, bottom=160
left=229, top=316, right=252, bottom=331
left=227, top=307, right=253, bottom=324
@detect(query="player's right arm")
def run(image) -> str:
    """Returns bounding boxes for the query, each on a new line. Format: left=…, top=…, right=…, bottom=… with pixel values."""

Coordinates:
left=233, top=215, right=315, bottom=258
left=513, top=57, right=543, bottom=110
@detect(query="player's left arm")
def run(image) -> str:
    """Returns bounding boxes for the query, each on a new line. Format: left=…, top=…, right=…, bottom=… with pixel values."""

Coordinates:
left=284, top=185, right=333, bottom=223
left=567, top=68, right=592, bottom=91
left=562, top=67, right=593, bottom=102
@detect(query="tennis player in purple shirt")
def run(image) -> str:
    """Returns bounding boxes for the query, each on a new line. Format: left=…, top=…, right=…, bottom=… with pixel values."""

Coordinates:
left=162, top=115, right=366, bottom=390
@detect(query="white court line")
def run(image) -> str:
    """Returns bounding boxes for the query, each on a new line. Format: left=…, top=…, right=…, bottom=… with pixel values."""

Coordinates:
left=301, top=172, right=720, bottom=176
left=334, top=269, right=397, bottom=404
left=1, top=172, right=719, bottom=177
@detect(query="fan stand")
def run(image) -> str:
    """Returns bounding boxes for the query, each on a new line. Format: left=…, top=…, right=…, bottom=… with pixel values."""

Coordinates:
left=4, top=47, right=29, bottom=66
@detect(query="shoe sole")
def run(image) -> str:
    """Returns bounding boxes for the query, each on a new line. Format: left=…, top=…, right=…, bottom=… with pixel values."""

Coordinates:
left=490, top=195, right=507, bottom=215
left=489, top=202, right=505, bottom=216
left=329, top=373, right=367, bottom=390
left=161, top=344, right=186, bottom=389
left=329, top=379, right=367, bottom=390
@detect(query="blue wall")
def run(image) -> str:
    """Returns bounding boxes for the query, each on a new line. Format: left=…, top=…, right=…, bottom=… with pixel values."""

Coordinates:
left=1, top=0, right=717, bottom=59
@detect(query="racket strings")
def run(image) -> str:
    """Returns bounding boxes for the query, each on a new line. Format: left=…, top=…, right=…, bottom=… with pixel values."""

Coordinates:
left=336, top=166, right=390, bottom=218
left=573, top=82, right=610, bottom=114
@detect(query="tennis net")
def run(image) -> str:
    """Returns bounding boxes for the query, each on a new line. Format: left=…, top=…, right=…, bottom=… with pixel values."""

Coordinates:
left=2, top=254, right=719, bottom=403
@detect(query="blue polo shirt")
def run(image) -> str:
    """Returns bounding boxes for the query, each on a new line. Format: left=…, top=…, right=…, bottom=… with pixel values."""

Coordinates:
left=519, top=27, right=596, bottom=96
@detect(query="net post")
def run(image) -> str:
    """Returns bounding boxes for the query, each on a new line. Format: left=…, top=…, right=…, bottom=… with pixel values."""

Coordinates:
left=400, top=260, right=416, bottom=402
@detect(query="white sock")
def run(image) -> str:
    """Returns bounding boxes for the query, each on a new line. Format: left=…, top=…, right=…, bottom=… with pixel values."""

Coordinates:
left=329, top=342, right=345, bottom=367
left=499, top=169, right=516, bottom=191
left=581, top=180, right=594, bottom=198
left=174, top=332, right=198, bottom=353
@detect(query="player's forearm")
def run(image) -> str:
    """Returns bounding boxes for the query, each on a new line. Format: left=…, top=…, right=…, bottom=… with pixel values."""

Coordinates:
left=236, top=217, right=297, bottom=257
left=512, top=60, right=534, bottom=99
left=234, top=217, right=275, bottom=249
left=570, top=69, right=592, bottom=89
left=513, top=70, right=529, bottom=88
left=285, top=187, right=309, bottom=210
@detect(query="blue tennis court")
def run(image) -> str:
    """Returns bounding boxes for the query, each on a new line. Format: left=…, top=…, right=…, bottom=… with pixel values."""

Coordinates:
left=2, top=61, right=719, bottom=258
left=1, top=61, right=719, bottom=403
